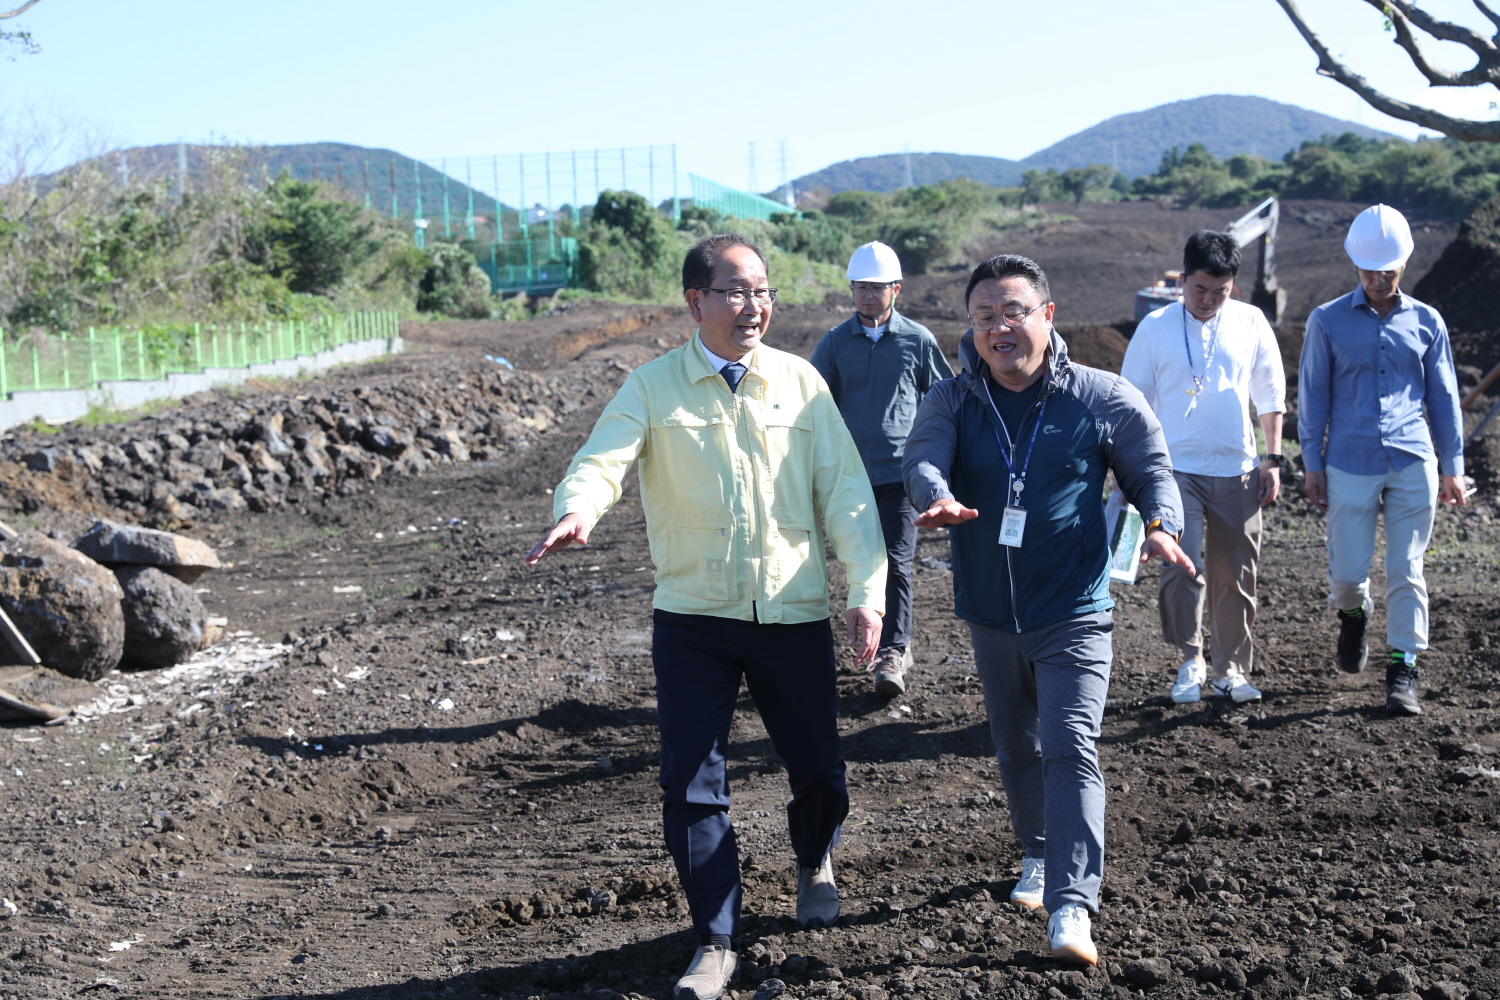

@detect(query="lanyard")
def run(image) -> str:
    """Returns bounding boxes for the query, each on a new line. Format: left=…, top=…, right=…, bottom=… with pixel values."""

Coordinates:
left=983, top=378, right=1047, bottom=507
left=1181, top=304, right=1221, bottom=399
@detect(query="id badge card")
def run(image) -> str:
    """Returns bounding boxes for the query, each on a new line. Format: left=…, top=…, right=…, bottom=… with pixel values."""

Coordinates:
left=999, top=505, right=1027, bottom=548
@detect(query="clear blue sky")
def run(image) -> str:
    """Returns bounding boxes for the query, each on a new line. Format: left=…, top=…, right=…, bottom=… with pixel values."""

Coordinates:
left=1, top=0, right=1493, bottom=196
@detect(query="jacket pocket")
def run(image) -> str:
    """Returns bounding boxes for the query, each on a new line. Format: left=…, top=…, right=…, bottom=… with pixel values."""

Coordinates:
left=768, top=513, right=823, bottom=608
left=662, top=506, right=737, bottom=603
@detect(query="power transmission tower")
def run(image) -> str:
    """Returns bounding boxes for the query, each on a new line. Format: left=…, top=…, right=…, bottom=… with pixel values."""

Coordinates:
left=778, top=139, right=794, bottom=208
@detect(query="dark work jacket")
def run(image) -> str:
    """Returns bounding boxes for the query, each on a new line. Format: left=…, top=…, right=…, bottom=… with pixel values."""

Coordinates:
left=902, top=328, right=1182, bottom=633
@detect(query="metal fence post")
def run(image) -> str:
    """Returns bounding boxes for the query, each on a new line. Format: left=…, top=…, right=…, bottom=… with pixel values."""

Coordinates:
left=0, top=329, right=7, bottom=397
left=193, top=323, right=202, bottom=369
left=88, top=328, right=99, bottom=386
left=135, top=329, right=145, bottom=379
left=114, top=328, right=123, bottom=380
left=61, top=332, right=70, bottom=389
left=32, top=341, right=41, bottom=390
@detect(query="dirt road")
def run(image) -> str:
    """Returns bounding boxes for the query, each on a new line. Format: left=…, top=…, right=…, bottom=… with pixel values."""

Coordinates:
left=1, top=228, right=1499, bottom=1000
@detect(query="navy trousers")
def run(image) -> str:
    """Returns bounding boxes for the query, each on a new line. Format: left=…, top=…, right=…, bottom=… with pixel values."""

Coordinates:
left=874, top=481, right=918, bottom=651
left=652, top=609, right=849, bottom=938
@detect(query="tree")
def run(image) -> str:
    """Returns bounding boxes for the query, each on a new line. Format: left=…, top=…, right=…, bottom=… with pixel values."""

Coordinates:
left=1059, top=165, right=1117, bottom=203
left=1275, top=0, right=1500, bottom=141
left=0, top=1, right=41, bottom=59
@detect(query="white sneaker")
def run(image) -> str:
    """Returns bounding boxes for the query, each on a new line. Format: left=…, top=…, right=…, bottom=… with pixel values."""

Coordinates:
left=1170, top=658, right=1206, bottom=704
left=675, top=945, right=737, bottom=1000
left=1047, top=903, right=1098, bottom=966
left=1009, top=857, right=1044, bottom=909
left=1211, top=666, right=1262, bottom=703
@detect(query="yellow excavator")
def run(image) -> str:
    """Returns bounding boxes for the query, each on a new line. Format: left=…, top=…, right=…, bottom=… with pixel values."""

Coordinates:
left=1134, top=196, right=1286, bottom=326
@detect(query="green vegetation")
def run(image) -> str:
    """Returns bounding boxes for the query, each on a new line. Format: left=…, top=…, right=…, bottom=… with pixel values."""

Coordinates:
left=1127, top=134, right=1500, bottom=215
left=0, top=150, right=519, bottom=335
left=574, top=179, right=1057, bottom=304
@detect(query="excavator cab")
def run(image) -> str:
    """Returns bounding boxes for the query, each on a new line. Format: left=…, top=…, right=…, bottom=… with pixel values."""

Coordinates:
left=1132, top=197, right=1286, bottom=327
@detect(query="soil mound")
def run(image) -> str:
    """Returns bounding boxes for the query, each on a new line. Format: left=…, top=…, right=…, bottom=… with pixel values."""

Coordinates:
left=1414, top=195, right=1500, bottom=369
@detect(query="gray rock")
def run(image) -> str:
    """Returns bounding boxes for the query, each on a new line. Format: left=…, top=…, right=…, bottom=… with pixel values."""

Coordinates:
left=753, top=980, right=787, bottom=1000
left=1122, top=958, right=1172, bottom=989
left=115, top=565, right=206, bottom=668
left=0, top=533, right=124, bottom=680
left=1200, top=957, right=1247, bottom=990
left=71, top=519, right=221, bottom=584
left=1379, top=965, right=1421, bottom=994
left=1428, top=982, right=1470, bottom=1000
left=362, top=424, right=413, bottom=456
left=420, top=426, right=470, bottom=462
left=20, top=448, right=60, bottom=472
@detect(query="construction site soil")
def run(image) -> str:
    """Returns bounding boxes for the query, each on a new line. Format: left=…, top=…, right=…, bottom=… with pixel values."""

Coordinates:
left=1, top=200, right=1499, bottom=1000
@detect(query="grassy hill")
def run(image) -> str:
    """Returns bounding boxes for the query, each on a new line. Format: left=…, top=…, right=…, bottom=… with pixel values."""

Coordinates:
left=47, top=142, right=507, bottom=218
left=791, top=152, right=1023, bottom=198
left=791, top=95, right=1400, bottom=196
left=1020, top=94, right=1398, bottom=177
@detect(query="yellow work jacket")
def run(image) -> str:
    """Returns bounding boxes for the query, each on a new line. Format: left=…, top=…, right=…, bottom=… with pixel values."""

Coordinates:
left=553, top=332, right=887, bottom=624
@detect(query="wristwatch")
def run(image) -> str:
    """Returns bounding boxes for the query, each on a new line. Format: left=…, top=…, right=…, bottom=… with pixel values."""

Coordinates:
left=1263, top=454, right=1284, bottom=468
left=1144, top=518, right=1181, bottom=541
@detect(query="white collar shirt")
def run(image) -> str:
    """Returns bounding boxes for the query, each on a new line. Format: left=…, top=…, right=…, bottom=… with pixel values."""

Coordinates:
left=1120, top=298, right=1286, bottom=476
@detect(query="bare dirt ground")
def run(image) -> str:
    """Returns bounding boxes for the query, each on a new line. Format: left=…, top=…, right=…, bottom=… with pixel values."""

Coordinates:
left=2, top=219, right=1500, bottom=1000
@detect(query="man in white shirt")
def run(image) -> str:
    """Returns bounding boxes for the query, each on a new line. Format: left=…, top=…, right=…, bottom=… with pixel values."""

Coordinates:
left=1121, top=230, right=1286, bottom=704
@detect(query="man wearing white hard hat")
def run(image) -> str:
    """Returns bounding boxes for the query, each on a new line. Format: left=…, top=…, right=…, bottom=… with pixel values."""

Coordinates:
left=812, top=241, right=953, bottom=696
left=1299, top=203, right=1467, bottom=716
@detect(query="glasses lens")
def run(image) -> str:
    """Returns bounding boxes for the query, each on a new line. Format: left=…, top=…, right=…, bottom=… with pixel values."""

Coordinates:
left=1002, top=309, right=1031, bottom=325
left=970, top=313, right=997, bottom=330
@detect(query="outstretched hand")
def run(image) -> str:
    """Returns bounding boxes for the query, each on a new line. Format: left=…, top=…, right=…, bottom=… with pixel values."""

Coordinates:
left=525, top=513, right=590, bottom=566
left=915, top=498, right=979, bottom=529
left=1143, top=529, right=1195, bottom=576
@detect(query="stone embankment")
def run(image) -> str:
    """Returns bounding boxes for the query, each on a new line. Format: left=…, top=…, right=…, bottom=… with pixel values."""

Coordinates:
left=0, top=360, right=625, bottom=530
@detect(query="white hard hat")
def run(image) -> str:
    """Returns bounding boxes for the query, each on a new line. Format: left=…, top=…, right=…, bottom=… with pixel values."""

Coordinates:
left=847, top=241, right=903, bottom=283
left=1345, top=204, right=1414, bottom=271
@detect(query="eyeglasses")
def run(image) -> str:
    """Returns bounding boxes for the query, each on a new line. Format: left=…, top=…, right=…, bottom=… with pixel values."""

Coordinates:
left=967, top=301, right=1049, bottom=331
left=850, top=282, right=896, bottom=294
left=698, top=287, right=778, bottom=307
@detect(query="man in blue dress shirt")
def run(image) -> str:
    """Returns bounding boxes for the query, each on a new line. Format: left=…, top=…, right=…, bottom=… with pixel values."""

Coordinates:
left=1298, top=204, right=1468, bottom=716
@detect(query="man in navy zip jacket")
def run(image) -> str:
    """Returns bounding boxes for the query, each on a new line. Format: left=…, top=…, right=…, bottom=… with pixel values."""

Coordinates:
left=903, top=255, right=1189, bottom=965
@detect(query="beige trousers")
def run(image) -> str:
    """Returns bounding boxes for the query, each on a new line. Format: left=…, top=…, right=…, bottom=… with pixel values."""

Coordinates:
left=1159, top=470, right=1262, bottom=677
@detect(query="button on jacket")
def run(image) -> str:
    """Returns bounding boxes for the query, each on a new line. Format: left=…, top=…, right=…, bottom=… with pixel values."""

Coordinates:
left=553, top=332, right=887, bottom=624
left=1298, top=287, right=1464, bottom=477
left=811, top=310, right=953, bottom=486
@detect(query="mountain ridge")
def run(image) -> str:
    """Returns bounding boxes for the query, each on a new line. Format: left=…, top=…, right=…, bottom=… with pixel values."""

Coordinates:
left=791, top=94, right=1400, bottom=196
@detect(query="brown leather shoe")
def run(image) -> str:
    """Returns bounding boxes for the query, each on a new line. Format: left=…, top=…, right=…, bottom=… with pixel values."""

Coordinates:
left=873, top=647, right=911, bottom=698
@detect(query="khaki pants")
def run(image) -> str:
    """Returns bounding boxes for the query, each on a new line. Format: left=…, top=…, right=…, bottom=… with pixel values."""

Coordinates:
left=1159, top=470, right=1262, bottom=676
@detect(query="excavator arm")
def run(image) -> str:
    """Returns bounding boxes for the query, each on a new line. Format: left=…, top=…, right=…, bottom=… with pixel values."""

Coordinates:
left=1225, top=196, right=1285, bottom=327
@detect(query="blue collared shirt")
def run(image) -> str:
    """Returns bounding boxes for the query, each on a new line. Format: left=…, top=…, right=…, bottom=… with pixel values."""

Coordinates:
left=1297, top=286, right=1464, bottom=477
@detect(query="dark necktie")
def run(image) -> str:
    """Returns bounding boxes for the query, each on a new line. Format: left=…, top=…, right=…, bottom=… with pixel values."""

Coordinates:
left=721, top=362, right=747, bottom=394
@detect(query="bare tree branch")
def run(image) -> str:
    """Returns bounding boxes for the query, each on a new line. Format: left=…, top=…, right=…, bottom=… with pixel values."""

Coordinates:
left=1384, top=0, right=1495, bottom=50
left=1473, top=0, right=1500, bottom=35
left=1274, top=0, right=1500, bottom=142
left=0, top=1, right=40, bottom=19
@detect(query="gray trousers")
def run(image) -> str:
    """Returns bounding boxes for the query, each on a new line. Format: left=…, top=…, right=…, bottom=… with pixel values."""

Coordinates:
left=1159, top=470, right=1262, bottom=676
left=968, top=612, right=1112, bottom=914
left=1325, top=458, right=1437, bottom=653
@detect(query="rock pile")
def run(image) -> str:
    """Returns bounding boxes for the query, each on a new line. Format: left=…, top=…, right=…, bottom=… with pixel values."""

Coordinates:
left=0, top=520, right=219, bottom=680
left=2, top=362, right=609, bottom=529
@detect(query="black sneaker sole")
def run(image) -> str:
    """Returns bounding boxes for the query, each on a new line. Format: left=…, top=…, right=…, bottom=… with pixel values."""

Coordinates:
left=874, top=675, right=906, bottom=698
left=1386, top=698, right=1422, bottom=717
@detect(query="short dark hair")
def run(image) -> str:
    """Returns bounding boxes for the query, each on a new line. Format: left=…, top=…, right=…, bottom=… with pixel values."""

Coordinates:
left=964, top=254, right=1051, bottom=309
left=1183, top=230, right=1240, bottom=278
left=682, top=233, right=768, bottom=292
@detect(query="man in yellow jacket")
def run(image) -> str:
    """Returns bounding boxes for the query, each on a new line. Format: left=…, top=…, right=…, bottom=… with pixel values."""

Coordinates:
left=527, top=233, right=887, bottom=1000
